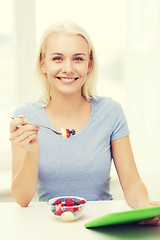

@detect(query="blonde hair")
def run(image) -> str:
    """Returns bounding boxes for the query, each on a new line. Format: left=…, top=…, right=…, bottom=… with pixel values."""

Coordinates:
left=33, top=21, right=98, bottom=105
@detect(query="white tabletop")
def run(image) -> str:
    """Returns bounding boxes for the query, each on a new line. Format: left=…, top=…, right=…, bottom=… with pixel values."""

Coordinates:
left=0, top=200, right=160, bottom=240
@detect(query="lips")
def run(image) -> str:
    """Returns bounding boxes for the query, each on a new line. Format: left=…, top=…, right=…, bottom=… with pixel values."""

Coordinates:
left=56, top=77, right=79, bottom=83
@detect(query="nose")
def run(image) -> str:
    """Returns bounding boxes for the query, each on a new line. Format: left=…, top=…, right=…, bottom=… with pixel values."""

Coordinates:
left=62, top=60, right=73, bottom=74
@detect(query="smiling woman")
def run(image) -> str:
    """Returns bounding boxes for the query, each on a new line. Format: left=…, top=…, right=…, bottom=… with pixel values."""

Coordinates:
left=39, top=32, right=92, bottom=99
left=10, top=22, right=101, bottom=207
left=34, top=22, right=98, bottom=105
left=1, top=0, right=159, bottom=226
left=9, top=21, right=160, bottom=228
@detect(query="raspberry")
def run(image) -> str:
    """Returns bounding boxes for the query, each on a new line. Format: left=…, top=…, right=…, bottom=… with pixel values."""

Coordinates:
left=56, top=208, right=63, bottom=216
left=73, top=206, right=79, bottom=212
left=66, top=129, right=71, bottom=138
left=54, top=200, right=62, bottom=205
left=78, top=200, right=86, bottom=205
left=65, top=198, right=75, bottom=206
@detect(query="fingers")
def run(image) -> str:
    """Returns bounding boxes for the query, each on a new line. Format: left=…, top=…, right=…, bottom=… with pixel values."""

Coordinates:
left=12, top=129, right=39, bottom=144
left=139, top=216, right=160, bottom=226
left=10, top=115, right=28, bottom=133
left=138, top=201, right=160, bottom=226
left=10, top=115, right=40, bottom=144
left=15, top=132, right=39, bottom=150
left=11, top=124, right=39, bottom=141
left=149, top=201, right=160, bottom=206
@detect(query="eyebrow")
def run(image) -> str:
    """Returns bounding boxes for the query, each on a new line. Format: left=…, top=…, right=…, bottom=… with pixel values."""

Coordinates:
left=50, top=52, right=87, bottom=56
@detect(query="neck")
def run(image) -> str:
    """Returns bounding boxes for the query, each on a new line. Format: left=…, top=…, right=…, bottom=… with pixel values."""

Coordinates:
left=46, top=92, right=87, bottom=118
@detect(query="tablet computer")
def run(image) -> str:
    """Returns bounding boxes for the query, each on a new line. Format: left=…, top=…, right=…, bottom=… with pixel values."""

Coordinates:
left=85, top=205, right=160, bottom=228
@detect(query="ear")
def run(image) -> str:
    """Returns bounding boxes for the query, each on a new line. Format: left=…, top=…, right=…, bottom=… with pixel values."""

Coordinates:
left=40, top=54, right=46, bottom=73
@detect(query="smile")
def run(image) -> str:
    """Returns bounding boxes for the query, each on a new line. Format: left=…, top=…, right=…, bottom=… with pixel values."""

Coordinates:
left=56, top=77, right=79, bottom=83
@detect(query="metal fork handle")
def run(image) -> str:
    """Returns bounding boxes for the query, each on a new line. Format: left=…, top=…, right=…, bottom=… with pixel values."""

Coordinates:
left=11, top=116, right=62, bottom=135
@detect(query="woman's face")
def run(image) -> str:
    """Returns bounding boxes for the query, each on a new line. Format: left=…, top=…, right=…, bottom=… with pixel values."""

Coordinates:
left=41, top=33, right=91, bottom=97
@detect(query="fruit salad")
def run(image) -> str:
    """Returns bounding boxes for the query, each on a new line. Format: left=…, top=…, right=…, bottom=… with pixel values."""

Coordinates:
left=50, top=197, right=86, bottom=221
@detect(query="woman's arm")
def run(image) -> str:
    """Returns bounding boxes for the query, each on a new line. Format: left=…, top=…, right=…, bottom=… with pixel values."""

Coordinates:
left=111, top=135, right=160, bottom=225
left=10, top=116, right=40, bottom=207
left=111, top=135, right=149, bottom=208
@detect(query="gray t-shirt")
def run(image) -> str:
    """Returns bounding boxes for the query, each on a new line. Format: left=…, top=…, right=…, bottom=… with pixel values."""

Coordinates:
left=13, top=97, right=129, bottom=201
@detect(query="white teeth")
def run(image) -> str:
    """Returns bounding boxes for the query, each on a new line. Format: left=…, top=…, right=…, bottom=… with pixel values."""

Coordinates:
left=57, top=77, right=78, bottom=82
left=61, top=78, right=75, bottom=82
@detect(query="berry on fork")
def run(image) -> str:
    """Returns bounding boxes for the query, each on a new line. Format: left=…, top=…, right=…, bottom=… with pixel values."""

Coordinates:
left=70, top=129, right=76, bottom=135
left=61, top=128, right=76, bottom=138
left=66, top=129, right=71, bottom=138
left=61, top=128, right=69, bottom=138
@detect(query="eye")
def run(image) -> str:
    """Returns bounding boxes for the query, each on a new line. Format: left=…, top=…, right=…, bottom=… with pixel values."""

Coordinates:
left=73, top=57, right=84, bottom=62
left=52, top=56, right=63, bottom=62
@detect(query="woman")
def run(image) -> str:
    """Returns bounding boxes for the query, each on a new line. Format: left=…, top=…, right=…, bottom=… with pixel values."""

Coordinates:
left=10, top=21, right=160, bottom=225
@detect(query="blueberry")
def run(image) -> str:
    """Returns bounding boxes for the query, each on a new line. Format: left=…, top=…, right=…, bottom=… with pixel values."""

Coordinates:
left=70, top=129, right=76, bottom=135
left=51, top=207, right=57, bottom=215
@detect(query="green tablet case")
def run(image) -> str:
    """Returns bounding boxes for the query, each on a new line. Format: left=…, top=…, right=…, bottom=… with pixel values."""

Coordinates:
left=85, top=205, right=160, bottom=228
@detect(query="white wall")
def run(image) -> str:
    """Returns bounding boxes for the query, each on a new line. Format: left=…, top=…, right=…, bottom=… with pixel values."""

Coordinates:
left=125, top=0, right=160, bottom=175
left=13, top=0, right=36, bottom=105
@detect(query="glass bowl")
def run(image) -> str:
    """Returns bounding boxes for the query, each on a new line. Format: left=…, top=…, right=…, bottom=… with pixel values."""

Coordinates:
left=48, top=196, right=87, bottom=221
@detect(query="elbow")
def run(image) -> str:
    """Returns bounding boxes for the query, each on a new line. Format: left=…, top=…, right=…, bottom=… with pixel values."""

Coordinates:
left=19, top=203, right=29, bottom=208
left=14, top=198, right=30, bottom=207
left=16, top=199, right=30, bottom=207
left=11, top=187, right=31, bottom=207
left=12, top=194, right=30, bottom=207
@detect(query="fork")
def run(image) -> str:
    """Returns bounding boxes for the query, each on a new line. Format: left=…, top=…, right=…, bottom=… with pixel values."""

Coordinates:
left=11, top=116, right=76, bottom=137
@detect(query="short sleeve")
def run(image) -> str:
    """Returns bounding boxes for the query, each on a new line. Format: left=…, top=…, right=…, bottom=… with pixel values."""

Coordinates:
left=12, top=102, right=46, bottom=126
left=110, top=99, right=130, bottom=141
left=12, top=102, right=41, bottom=121
left=12, top=103, right=30, bottom=119
left=12, top=108, right=24, bottom=118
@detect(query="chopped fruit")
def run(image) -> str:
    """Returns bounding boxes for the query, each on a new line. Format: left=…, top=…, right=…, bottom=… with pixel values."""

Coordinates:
left=65, top=198, right=75, bottom=206
left=52, top=197, right=86, bottom=220
left=55, top=205, right=61, bottom=212
left=70, top=129, right=76, bottom=135
left=61, top=128, right=67, bottom=138
left=61, top=212, right=74, bottom=221
left=56, top=208, right=63, bottom=216
left=78, top=200, right=86, bottom=205
left=66, top=129, right=71, bottom=138
left=54, top=198, right=86, bottom=207
left=54, top=199, right=62, bottom=205
left=74, top=201, right=79, bottom=205
left=60, top=128, right=76, bottom=138
left=73, top=206, right=79, bottom=212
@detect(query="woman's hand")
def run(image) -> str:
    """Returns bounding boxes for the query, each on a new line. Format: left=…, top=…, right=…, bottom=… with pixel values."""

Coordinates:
left=10, top=115, right=40, bottom=152
left=138, top=201, right=160, bottom=226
